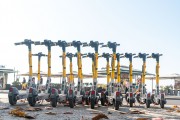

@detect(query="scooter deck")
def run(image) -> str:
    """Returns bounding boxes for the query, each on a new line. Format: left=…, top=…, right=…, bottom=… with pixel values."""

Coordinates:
left=76, top=95, right=83, bottom=103
left=37, top=93, right=50, bottom=100
left=17, top=93, right=28, bottom=100
left=58, top=94, right=67, bottom=102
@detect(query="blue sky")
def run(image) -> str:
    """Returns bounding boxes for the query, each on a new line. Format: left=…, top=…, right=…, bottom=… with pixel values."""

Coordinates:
left=0, top=0, right=180, bottom=87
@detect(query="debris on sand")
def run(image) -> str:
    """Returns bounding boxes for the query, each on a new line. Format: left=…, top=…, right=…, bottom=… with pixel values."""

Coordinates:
left=92, top=113, right=108, bottom=120
left=136, top=118, right=150, bottom=120
left=63, top=112, right=73, bottom=114
left=129, top=110, right=145, bottom=114
left=90, top=112, right=101, bottom=114
left=9, top=108, right=26, bottom=117
left=166, top=105, right=180, bottom=113
left=14, top=107, right=24, bottom=111
left=152, top=117, right=163, bottom=120
left=172, top=105, right=179, bottom=109
left=0, top=106, right=9, bottom=110
left=80, top=116, right=84, bottom=120
left=176, top=110, right=180, bottom=113
left=45, top=112, right=57, bottom=115
left=19, top=99, right=26, bottom=103
left=119, top=111, right=128, bottom=114
left=9, top=108, right=36, bottom=119
left=24, top=114, right=36, bottom=119
left=108, top=111, right=112, bottom=114
left=166, top=109, right=174, bottom=112
left=45, top=107, right=53, bottom=110
left=25, top=107, right=42, bottom=111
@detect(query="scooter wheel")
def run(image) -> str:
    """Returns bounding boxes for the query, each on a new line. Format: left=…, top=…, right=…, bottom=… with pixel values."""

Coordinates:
left=69, top=99, right=74, bottom=108
left=8, top=95, right=17, bottom=105
left=91, top=99, right=95, bottom=109
left=130, top=100, right=133, bottom=107
left=160, top=100, right=164, bottom=108
left=151, top=94, right=156, bottom=104
left=85, top=98, right=89, bottom=105
left=51, top=98, right=57, bottom=107
left=136, top=93, right=141, bottom=103
left=125, top=93, right=128, bottom=103
left=28, top=97, right=36, bottom=106
left=101, top=97, right=105, bottom=106
left=114, top=101, right=120, bottom=110
left=146, top=100, right=151, bottom=108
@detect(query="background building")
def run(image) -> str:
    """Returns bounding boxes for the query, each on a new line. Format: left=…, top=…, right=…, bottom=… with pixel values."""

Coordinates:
left=0, top=65, right=15, bottom=89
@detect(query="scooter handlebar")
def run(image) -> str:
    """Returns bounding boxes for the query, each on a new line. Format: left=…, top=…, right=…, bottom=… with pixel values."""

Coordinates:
left=14, top=42, right=23, bottom=45
left=82, top=42, right=88, bottom=46
left=82, top=44, right=89, bottom=47
left=120, top=55, right=125, bottom=58
left=101, top=45, right=108, bottom=48
left=51, top=42, right=57, bottom=46
left=82, top=56, right=87, bottom=58
left=133, top=56, right=139, bottom=58
left=81, top=53, right=87, bottom=56
left=34, top=41, right=42, bottom=45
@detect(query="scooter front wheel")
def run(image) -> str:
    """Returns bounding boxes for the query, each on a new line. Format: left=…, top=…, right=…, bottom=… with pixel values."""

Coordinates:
left=160, top=100, right=164, bottom=108
left=114, top=101, right=120, bottom=110
left=146, top=100, right=151, bottom=108
left=85, top=98, right=89, bottom=105
left=151, top=94, right=156, bottom=104
left=51, top=98, right=58, bottom=107
left=130, top=100, right=133, bottom=107
left=100, top=97, right=105, bottom=106
left=136, top=93, right=141, bottom=103
left=91, top=99, right=95, bottom=109
left=69, top=99, right=75, bottom=108
left=28, top=97, right=36, bottom=106
left=125, top=93, right=128, bottom=103
left=8, top=95, right=17, bottom=105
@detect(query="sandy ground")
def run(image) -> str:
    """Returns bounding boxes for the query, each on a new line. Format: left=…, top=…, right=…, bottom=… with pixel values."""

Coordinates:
left=0, top=93, right=180, bottom=120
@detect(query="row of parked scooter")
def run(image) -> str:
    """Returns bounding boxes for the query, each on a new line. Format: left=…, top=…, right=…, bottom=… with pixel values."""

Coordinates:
left=8, top=40, right=166, bottom=110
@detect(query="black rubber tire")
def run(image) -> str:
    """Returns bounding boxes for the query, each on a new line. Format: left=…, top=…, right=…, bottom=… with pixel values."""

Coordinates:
left=115, top=101, right=120, bottom=110
left=8, top=95, right=17, bottom=105
left=51, top=98, right=57, bottom=107
left=136, top=93, right=141, bottom=103
left=125, top=93, right=128, bottom=103
left=28, top=97, right=36, bottom=106
left=91, top=99, right=95, bottom=109
left=160, top=100, right=164, bottom=108
left=146, top=100, right=151, bottom=108
left=119, top=101, right=122, bottom=106
left=101, top=97, right=105, bottom=106
left=69, top=99, right=74, bottom=108
left=85, top=98, right=89, bottom=105
left=130, top=100, right=133, bottom=107
left=151, top=94, right=156, bottom=104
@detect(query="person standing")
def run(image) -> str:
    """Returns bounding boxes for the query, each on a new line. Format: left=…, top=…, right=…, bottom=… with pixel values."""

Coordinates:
left=22, top=77, right=27, bottom=90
